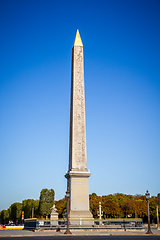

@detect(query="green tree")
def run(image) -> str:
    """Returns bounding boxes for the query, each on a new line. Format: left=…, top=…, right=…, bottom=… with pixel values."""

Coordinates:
left=10, top=202, right=22, bottom=222
left=91, top=193, right=97, bottom=197
left=39, top=188, right=55, bottom=218
left=22, top=199, right=39, bottom=218
left=0, top=210, right=10, bottom=224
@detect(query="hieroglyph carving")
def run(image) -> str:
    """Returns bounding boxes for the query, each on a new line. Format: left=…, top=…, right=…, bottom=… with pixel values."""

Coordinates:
left=69, top=45, right=87, bottom=171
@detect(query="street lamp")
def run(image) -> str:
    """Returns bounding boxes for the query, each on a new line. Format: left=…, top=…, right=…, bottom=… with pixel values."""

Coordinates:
left=97, top=202, right=103, bottom=225
left=145, top=190, right=153, bottom=234
left=64, top=188, right=72, bottom=234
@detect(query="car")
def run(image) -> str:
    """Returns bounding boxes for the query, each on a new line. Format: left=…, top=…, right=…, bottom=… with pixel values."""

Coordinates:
left=0, top=225, right=6, bottom=229
left=58, top=222, right=65, bottom=227
left=44, top=222, right=50, bottom=227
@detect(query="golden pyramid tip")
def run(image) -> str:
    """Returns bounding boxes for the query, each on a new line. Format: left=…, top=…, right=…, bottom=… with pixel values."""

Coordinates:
left=74, top=29, right=83, bottom=46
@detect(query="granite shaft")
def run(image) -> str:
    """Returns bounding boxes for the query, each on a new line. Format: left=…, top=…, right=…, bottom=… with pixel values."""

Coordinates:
left=65, top=30, right=93, bottom=226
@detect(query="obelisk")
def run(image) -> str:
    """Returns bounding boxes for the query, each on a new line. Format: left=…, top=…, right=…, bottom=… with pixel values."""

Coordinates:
left=65, top=30, right=93, bottom=226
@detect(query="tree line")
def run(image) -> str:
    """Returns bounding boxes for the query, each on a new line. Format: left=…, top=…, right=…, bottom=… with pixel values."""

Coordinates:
left=0, top=189, right=54, bottom=224
left=89, top=193, right=160, bottom=222
left=54, top=192, right=160, bottom=223
left=1, top=190, right=160, bottom=224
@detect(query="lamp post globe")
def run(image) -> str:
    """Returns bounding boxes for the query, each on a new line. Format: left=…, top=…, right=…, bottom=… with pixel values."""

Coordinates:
left=145, top=190, right=153, bottom=234
left=66, top=189, right=70, bottom=198
left=146, top=190, right=150, bottom=200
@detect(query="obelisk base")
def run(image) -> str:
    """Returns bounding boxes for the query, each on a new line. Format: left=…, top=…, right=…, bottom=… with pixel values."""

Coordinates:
left=69, top=210, right=94, bottom=226
left=65, top=171, right=94, bottom=226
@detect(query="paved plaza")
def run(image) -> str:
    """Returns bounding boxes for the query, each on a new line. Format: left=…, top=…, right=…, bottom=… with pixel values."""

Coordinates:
left=0, top=228, right=160, bottom=237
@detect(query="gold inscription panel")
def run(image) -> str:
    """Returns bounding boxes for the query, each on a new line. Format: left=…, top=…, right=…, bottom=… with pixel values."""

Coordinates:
left=71, top=178, right=89, bottom=210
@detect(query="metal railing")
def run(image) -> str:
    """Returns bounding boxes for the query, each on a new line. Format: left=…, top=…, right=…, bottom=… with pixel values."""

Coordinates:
left=24, top=218, right=143, bottom=230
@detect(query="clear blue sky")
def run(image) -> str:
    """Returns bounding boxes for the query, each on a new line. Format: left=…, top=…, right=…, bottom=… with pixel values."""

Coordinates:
left=0, top=0, right=160, bottom=211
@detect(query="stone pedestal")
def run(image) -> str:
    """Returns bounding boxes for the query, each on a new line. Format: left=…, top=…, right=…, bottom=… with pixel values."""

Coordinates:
left=50, top=205, right=58, bottom=226
left=65, top=30, right=94, bottom=226
left=65, top=171, right=94, bottom=226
